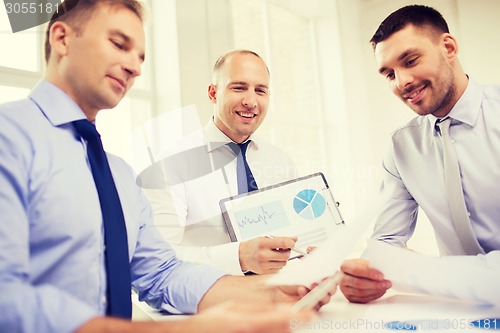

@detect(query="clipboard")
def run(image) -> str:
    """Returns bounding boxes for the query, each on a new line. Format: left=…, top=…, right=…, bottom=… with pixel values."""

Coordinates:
left=219, top=172, right=345, bottom=250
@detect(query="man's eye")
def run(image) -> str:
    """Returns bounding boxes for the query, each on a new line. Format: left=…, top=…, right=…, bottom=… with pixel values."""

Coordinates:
left=111, top=40, right=124, bottom=50
left=256, top=89, right=267, bottom=95
left=386, top=72, right=395, bottom=80
left=406, top=57, right=418, bottom=67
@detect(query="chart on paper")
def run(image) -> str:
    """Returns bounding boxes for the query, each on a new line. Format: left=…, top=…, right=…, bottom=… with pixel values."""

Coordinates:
left=220, top=173, right=345, bottom=244
left=293, top=189, right=326, bottom=220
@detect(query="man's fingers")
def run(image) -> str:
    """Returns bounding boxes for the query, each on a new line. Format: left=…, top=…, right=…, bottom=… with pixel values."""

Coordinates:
left=306, top=246, right=316, bottom=254
left=340, top=259, right=385, bottom=281
left=295, top=279, right=336, bottom=310
left=340, top=272, right=391, bottom=304
left=338, top=260, right=391, bottom=304
left=341, top=271, right=390, bottom=288
left=340, top=286, right=388, bottom=304
left=264, top=236, right=297, bottom=250
left=259, top=249, right=292, bottom=263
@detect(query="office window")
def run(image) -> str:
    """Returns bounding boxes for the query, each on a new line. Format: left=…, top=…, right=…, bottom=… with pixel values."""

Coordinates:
left=0, top=86, right=30, bottom=104
left=230, top=0, right=327, bottom=176
left=0, top=10, right=40, bottom=72
left=0, top=8, right=43, bottom=96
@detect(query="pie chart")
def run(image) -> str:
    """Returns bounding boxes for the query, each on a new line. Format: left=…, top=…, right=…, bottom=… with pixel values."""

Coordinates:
left=293, top=189, right=326, bottom=219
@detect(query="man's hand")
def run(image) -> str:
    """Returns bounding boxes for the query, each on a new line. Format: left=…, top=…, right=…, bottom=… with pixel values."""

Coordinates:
left=339, top=259, right=392, bottom=303
left=198, top=274, right=335, bottom=315
left=268, top=280, right=335, bottom=311
left=239, top=236, right=297, bottom=274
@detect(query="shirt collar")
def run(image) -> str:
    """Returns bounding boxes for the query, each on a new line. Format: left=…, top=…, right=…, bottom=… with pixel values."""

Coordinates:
left=428, top=77, right=482, bottom=135
left=203, top=117, right=260, bottom=152
left=29, top=80, right=87, bottom=127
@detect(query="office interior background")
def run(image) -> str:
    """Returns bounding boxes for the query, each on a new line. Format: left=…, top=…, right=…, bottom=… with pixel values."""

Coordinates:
left=1, top=0, right=499, bottom=257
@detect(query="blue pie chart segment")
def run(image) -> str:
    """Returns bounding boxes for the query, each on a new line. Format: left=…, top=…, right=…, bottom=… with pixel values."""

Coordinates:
left=293, top=189, right=326, bottom=220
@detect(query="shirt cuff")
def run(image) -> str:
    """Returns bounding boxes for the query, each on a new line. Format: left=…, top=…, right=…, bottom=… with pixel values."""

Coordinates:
left=208, top=242, right=244, bottom=276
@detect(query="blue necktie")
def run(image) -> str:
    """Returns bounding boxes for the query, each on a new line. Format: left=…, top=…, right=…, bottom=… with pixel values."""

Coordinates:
left=73, top=120, right=132, bottom=319
left=229, top=140, right=258, bottom=194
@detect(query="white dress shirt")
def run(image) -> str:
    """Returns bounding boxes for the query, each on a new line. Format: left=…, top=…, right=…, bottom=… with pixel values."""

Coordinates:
left=372, top=78, right=500, bottom=258
left=142, top=119, right=297, bottom=274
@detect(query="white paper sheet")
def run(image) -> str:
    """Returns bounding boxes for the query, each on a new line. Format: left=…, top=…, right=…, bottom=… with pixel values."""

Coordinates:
left=364, top=240, right=500, bottom=306
left=267, top=205, right=378, bottom=286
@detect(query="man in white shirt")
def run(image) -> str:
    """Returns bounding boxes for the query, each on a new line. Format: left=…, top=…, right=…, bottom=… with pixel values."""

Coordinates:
left=339, top=5, right=500, bottom=303
left=142, top=50, right=298, bottom=275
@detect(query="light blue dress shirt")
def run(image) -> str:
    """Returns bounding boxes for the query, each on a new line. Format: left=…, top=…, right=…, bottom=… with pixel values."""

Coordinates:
left=0, top=80, right=225, bottom=333
left=373, top=78, right=500, bottom=256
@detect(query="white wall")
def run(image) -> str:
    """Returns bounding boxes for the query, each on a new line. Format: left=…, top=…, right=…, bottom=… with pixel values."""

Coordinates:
left=161, top=0, right=234, bottom=123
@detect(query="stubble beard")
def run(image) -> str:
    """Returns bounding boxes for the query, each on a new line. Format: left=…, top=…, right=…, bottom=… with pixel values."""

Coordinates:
left=407, top=67, right=456, bottom=117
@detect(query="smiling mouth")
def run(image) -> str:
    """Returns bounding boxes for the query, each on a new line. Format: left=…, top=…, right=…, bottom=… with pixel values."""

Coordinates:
left=109, top=76, right=127, bottom=91
left=403, top=85, right=426, bottom=104
left=236, top=111, right=256, bottom=118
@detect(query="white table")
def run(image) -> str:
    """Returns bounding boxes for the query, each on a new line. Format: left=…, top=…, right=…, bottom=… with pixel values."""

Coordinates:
left=132, top=290, right=500, bottom=332
left=294, top=291, right=499, bottom=332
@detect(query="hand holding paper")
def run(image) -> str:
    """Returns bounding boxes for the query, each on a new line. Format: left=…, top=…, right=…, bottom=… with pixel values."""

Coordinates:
left=339, top=258, right=392, bottom=303
left=364, top=240, right=500, bottom=306
left=266, top=205, right=377, bottom=287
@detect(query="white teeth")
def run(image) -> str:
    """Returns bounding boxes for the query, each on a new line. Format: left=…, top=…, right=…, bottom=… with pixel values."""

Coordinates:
left=237, top=112, right=255, bottom=118
left=406, top=87, right=423, bottom=99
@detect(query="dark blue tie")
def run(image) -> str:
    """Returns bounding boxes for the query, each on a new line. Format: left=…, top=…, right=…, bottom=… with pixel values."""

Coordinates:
left=229, top=140, right=258, bottom=194
left=73, top=120, right=132, bottom=319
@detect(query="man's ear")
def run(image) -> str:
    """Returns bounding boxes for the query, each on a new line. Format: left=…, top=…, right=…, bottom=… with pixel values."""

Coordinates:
left=49, top=21, right=74, bottom=59
left=442, top=33, right=458, bottom=59
left=208, top=84, right=217, bottom=104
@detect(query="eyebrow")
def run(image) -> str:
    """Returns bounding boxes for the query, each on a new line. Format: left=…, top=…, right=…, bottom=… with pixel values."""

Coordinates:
left=229, top=81, right=269, bottom=89
left=378, top=48, right=418, bottom=75
left=378, top=66, right=389, bottom=75
left=110, top=29, right=146, bottom=62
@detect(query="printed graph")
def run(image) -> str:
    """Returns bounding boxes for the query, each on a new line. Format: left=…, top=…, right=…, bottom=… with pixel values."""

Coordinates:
left=293, top=189, right=326, bottom=220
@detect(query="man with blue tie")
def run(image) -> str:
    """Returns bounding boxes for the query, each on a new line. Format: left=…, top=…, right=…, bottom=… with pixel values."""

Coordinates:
left=143, top=50, right=300, bottom=275
left=0, top=1, right=331, bottom=332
